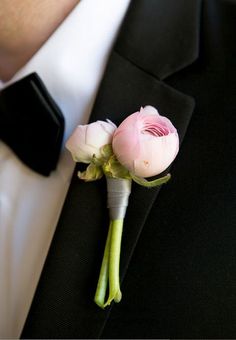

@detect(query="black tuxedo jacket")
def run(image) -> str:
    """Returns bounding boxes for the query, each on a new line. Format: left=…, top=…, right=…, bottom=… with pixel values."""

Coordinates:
left=22, top=0, right=236, bottom=338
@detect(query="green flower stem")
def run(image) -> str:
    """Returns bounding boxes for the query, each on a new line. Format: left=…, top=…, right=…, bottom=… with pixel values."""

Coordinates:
left=104, top=219, right=123, bottom=307
left=94, top=221, right=112, bottom=308
left=94, top=219, right=124, bottom=309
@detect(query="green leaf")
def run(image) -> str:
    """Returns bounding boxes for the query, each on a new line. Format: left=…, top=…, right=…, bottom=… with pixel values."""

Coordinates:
left=100, top=144, right=114, bottom=159
left=103, top=155, right=131, bottom=179
left=131, top=173, right=171, bottom=187
left=78, top=163, right=103, bottom=182
left=91, top=154, right=102, bottom=167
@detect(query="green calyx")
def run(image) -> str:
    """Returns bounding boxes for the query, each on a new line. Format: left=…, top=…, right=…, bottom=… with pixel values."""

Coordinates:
left=102, top=155, right=131, bottom=179
left=77, top=144, right=131, bottom=182
left=78, top=144, right=171, bottom=188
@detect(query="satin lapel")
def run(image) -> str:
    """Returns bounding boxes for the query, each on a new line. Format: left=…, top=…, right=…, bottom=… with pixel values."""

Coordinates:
left=115, top=0, right=202, bottom=80
left=22, top=0, right=201, bottom=338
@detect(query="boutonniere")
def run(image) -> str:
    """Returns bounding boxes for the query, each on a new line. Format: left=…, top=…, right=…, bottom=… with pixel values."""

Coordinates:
left=66, top=105, right=179, bottom=308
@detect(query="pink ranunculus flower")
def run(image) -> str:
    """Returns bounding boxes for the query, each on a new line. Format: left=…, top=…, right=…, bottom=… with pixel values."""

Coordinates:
left=66, top=120, right=116, bottom=163
left=112, top=106, right=179, bottom=178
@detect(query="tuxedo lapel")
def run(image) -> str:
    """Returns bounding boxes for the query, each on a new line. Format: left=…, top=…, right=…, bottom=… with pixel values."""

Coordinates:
left=114, top=0, right=201, bottom=80
left=22, top=0, right=201, bottom=338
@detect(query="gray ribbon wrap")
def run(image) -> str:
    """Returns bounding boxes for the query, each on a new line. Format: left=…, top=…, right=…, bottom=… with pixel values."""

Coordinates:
left=106, top=177, right=132, bottom=220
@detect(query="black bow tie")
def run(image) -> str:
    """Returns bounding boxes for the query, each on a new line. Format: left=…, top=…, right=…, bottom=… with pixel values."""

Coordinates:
left=0, top=73, right=64, bottom=176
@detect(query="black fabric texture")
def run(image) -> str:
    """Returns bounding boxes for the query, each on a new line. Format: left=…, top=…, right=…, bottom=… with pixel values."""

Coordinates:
left=22, top=0, right=236, bottom=338
left=0, top=73, right=64, bottom=176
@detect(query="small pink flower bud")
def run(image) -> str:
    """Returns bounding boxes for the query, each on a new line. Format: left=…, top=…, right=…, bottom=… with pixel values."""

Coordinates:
left=66, top=120, right=116, bottom=163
